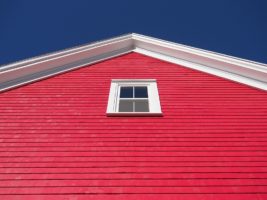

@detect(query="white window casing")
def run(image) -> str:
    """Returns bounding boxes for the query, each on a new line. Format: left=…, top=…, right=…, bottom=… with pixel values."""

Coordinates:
left=106, top=79, right=162, bottom=116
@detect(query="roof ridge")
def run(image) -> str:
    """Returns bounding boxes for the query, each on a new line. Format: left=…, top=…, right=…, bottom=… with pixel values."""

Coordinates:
left=0, top=33, right=266, bottom=92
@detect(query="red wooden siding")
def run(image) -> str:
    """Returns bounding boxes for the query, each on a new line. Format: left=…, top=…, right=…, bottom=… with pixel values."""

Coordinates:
left=0, top=52, right=267, bottom=200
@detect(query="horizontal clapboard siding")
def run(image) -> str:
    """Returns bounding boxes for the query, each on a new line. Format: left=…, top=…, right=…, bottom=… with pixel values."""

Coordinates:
left=0, top=52, right=267, bottom=200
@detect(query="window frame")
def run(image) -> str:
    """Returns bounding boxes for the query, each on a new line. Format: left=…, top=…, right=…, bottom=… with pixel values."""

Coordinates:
left=106, top=79, right=162, bottom=116
left=118, top=85, right=149, bottom=113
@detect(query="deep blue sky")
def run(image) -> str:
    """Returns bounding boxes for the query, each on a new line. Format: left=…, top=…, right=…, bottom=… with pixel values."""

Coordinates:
left=0, top=0, right=267, bottom=66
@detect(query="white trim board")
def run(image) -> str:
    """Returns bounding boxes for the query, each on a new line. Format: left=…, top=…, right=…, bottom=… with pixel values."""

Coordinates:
left=106, top=79, right=162, bottom=116
left=134, top=48, right=267, bottom=91
left=1, top=33, right=267, bottom=92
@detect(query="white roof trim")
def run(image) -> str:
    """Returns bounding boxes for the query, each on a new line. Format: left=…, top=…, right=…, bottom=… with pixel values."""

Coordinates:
left=1, top=33, right=267, bottom=92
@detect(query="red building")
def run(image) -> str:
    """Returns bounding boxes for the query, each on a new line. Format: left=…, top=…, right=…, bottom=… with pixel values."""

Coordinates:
left=0, top=33, right=267, bottom=200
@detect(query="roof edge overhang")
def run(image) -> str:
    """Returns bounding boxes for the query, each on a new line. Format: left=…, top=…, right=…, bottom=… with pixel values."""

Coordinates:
left=1, top=33, right=267, bottom=92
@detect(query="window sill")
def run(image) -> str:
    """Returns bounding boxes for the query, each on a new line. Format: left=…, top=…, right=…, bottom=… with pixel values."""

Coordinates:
left=106, top=112, right=163, bottom=117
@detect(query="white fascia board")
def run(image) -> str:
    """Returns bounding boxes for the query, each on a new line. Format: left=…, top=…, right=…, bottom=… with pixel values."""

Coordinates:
left=132, top=34, right=267, bottom=88
left=0, top=33, right=267, bottom=92
left=134, top=47, right=267, bottom=91
left=0, top=34, right=134, bottom=92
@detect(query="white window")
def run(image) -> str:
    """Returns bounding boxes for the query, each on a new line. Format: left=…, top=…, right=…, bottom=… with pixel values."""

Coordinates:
left=106, top=79, right=162, bottom=116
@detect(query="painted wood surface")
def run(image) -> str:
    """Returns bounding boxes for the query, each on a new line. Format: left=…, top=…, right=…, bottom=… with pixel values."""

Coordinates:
left=0, top=53, right=267, bottom=200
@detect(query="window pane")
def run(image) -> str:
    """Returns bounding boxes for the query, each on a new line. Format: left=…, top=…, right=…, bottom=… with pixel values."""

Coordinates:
left=120, top=87, right=133, bottom=98
left=135, top=100, right=149, bottom=112
left=134, top=87, right=148, bottom=98
left=119, top=100, right=134, bottom=112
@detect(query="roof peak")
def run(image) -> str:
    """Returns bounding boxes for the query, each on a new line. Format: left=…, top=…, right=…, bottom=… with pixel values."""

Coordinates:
left=0, top=33, right=267, bottom=92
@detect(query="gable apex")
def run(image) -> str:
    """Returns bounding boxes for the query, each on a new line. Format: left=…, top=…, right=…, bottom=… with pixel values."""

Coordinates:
left=1, top=33, right=267, bottom=92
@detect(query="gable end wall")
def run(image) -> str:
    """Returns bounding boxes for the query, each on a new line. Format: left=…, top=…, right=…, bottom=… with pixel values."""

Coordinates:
left=0, top=53, right=267, bottom=200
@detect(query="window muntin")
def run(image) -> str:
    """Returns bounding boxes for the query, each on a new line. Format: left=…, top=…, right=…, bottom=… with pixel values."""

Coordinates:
left=106, top=79, right=162, bottom=116
left=119, top=86, right=149, bottom=112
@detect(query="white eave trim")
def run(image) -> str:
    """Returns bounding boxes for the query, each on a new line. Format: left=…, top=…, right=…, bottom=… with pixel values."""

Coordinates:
left=134, top=48, right=267, bottom=91
left=132, top=33, right=267, bottom=91
left=1, top=33, right=267, bottom=92
left=0, top=34, right=134, bottom=92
